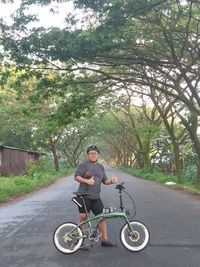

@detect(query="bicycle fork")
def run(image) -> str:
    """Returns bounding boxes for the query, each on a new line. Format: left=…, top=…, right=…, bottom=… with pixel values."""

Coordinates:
left=125, top=219, right=139, bottom=239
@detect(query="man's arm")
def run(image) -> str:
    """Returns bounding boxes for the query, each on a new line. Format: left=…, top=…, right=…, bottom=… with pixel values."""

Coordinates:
left=74, top=162, right=95, bottom=186
left=103, top=175, right=118, bottom=185
left=75, top=175, right=95, bottom=186
left=103, top=179, right=113, bottom=185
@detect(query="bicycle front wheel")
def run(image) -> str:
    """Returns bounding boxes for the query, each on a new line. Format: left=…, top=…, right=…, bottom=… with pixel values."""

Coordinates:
left=53, top=222, right=83, bottom=254
left=120, top=220, right=150, bottom=252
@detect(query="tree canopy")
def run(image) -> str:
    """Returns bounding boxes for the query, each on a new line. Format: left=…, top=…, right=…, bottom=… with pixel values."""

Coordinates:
left=0, top=0, right=200, bottom=186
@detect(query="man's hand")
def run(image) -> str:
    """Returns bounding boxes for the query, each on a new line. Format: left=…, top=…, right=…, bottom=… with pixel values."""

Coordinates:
left=111, top=175, right=118, bottom=184
left=87, top=176, right=95, bottom=186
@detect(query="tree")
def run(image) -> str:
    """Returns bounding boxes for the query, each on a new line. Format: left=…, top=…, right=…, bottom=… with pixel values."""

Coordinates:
left=59, top=113, right=104, bottom=167
left=0, top=65, right=35, bottom=149
left=115, top=90, right=163, bottom=169
left=100, top=113, right=137, bottom=166
left=1, top=0, right=200, bottom=185
left=150, top=90, right=189, bottom=181
left=98, top=90, right=163, bottom=169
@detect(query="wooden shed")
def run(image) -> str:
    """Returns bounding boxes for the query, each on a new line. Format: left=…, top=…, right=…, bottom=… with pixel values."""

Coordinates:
left=0, top=146, right=45, bottom=176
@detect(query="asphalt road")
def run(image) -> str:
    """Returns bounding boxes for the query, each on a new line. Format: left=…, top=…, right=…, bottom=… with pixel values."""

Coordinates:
left=0, top=168, right=200, bottom=267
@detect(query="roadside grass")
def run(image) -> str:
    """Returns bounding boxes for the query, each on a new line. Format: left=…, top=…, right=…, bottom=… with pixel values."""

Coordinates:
left=117, top=166, right=200, bottom=195
left=0, top=167, right=75, bottom=204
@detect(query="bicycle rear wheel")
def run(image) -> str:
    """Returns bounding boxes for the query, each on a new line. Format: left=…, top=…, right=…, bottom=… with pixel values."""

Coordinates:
left=53, top=222, right=83, bottom=254
left=120, top=220, right=149, bottom=252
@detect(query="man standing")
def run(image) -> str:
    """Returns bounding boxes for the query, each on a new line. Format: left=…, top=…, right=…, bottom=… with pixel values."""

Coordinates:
left=74, top=145, right=118, bottom=247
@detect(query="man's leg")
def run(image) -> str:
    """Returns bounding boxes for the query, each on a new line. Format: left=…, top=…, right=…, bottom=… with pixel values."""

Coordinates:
left=98, top=220, right=108, bottom=240
left=78, top=197, right=91, bottom=229
left=98, top=218, right=117, bottom=247
left=92, top=199, right=108, bottom=239
left=78, top=213, right=90, bottom=251
left=92, top=199, right=117, bottom=247
left=79, top=213, right=87, bottom=231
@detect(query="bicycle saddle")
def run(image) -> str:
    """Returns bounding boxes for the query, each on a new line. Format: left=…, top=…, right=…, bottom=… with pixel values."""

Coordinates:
left=73, top=192, right=90, bottom=197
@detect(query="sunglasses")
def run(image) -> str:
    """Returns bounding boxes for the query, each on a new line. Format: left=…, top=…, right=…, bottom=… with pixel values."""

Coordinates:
left=88, top=152, right=98, bottom=155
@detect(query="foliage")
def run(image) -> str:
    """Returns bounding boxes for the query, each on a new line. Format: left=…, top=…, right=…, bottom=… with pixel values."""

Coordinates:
left=0, top=63, right=109, bottom=170
left=0, top=0, right=200, bottom=187
left=98, top=97, right=163, bottom=169
left=118, top=165, right=200, bottom=194
left=26, top=161, right=43, bottom=179
left=0, top=164, right=75, bottom=203
left=0, top=68, right=35, bottom=149
left=183, top=165, right=197, bottom=185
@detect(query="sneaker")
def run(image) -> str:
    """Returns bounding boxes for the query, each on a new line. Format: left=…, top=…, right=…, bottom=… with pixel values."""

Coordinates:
left=101, top=240, right=117, bottom=247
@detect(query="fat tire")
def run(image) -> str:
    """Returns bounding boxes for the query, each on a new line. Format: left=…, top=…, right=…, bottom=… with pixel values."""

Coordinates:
left=53, top=222, right=83, bottom=254
left=120, top=220, right=150, bottom=252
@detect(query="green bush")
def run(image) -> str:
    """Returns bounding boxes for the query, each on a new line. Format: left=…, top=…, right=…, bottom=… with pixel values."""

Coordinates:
left=26, top=161, right=42, bottom=179
left=0, top=165, right=75, bottom=204
left=184, top=165, right=197, bottom=185
left=0, top=191, right=8, bottom=202
left=14, top=176, right=31, bottom=186
left=117, top=165, right=200, bottom=194
left=0, top=178, right=14, bottom=194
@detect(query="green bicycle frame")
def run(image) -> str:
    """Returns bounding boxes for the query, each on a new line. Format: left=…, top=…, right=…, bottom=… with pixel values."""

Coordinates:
left=68, top=210, right=133, bottom=239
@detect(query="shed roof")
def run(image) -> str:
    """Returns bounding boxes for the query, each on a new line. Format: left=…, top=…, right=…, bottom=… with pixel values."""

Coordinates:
left=0, top=146, right=46, bottom=156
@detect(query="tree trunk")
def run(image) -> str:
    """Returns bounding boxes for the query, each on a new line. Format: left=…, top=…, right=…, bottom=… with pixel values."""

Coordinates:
left=49, top=137, right=59, bottom=172
left=196, top=163, right=200, bottom=188
left=150, top=92, right=184, bottom=179
left=142, top=146, right=151, bottom=171
left=173, top=142, right=183, bottom=183
left=182, top=113, right=200, bottom=188
left=192, top=140, right=200, bottom=188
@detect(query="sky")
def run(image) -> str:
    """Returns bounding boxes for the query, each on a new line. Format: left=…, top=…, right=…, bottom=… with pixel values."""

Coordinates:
left=0, top=0, right=76, bottom=28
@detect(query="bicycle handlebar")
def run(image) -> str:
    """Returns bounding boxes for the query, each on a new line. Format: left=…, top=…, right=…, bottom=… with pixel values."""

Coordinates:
left=115, top=182, right=126, bottom=190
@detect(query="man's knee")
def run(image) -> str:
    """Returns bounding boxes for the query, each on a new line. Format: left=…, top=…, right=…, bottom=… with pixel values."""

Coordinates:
left=79, top=213, right=87, bottom=221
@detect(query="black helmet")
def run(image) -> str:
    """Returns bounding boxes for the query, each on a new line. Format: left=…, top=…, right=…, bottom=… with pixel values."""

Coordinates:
left=87, top=145, right=100, bottom=154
